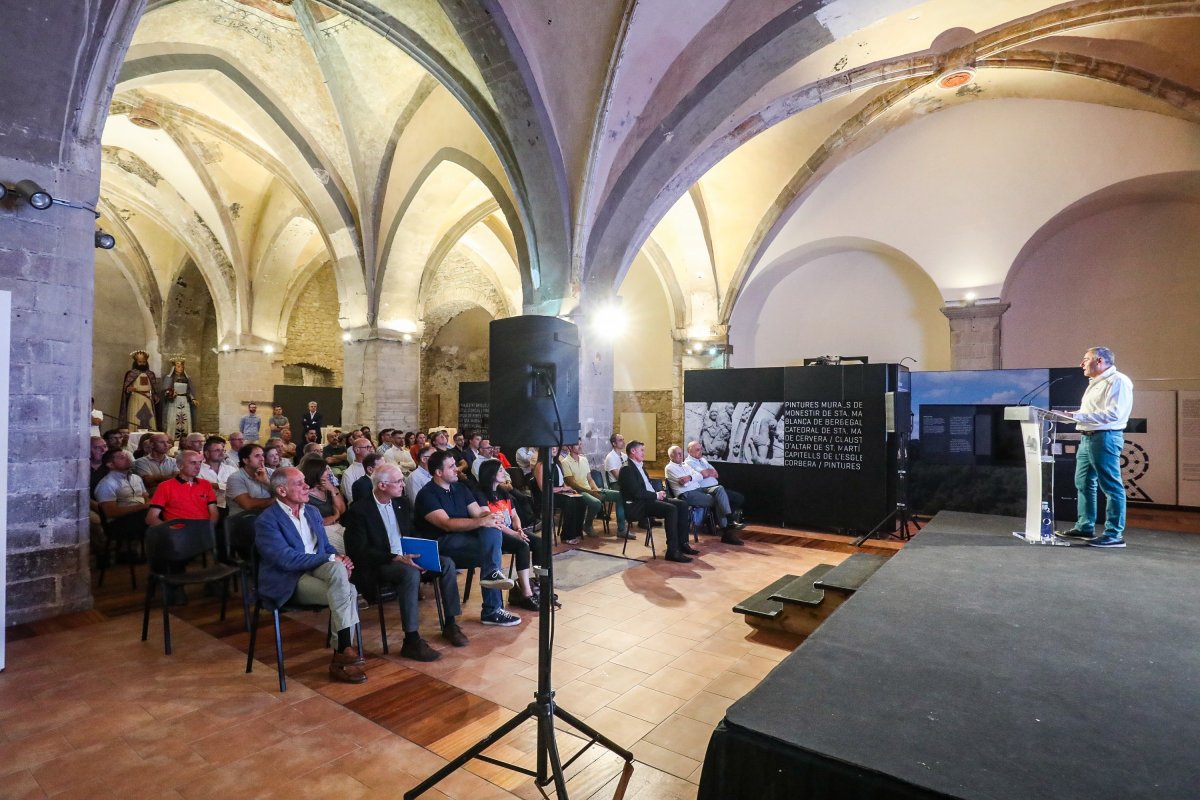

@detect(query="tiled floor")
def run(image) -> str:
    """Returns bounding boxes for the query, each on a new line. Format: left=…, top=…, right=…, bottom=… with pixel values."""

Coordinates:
left=1, top=525, right=897, bottom=799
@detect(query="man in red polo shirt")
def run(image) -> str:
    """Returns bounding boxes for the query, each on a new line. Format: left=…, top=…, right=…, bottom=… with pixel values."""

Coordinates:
left=146, top=450, right=219, bottom=526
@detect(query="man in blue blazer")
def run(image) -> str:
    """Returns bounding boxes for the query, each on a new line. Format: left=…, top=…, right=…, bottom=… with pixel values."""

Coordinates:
left=255, top=466, right=366, bottom=684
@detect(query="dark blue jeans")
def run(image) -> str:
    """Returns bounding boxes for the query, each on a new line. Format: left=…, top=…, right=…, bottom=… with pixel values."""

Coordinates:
left=437, top=527, right=504, bottom=616
left=1075, top=430, right=1125, bottom=538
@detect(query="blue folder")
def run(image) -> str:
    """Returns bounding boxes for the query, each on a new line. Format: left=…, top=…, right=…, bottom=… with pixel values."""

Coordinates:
left=400, top=537, right=441, bottom=572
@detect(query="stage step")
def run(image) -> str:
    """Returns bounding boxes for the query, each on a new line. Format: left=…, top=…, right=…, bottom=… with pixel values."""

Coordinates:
left=814, top=553, right=888, bottom=596
left=732, top=574, right=803, bottom=620
left=769, top=564, right=836, bottom=607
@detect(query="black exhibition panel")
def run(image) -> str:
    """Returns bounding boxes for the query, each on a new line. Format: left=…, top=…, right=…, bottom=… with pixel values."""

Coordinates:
left=272, top=384, right=343, bottom=430
left=684, top=364, right=906, bottom=532
left=457, top=381, right=489, bottom=439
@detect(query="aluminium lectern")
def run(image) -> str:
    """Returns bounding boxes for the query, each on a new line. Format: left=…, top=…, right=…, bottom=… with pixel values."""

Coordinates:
left=1003, top=405, right=1076, bottom=543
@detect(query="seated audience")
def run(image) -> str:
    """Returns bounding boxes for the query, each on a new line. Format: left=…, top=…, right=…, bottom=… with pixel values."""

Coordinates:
left=133, top=432, right=178, bottom=491
left=350, top=453, right=381, bottom=504
left=278, top=427, right=297, bottom=464
left=406, top=446, right=435, bottom=506
left=604, top=433, right=628, bottom=486
left=226, top=443, right=276, bottom=518
left=535, top=445, right=585, bottom=545
left=408, top=431, right=427, bottom=462
left=89, top=435, right=108, bottom=493
left=301, top=456, right=345, bottom=526
left=618, top=440, right=693, bottom=563
left=342, top=463, right=469, bottom=661
left=476, top=458, right=545, bottom=611
left=323, top=431, right=349, bottom=470
left=94, top=448, right=150, bottom=544
left=560, top=442, right=626, bottom=537
left=340, top=436, right=375, bottom=497
left=383, top=433, right=417, bottom=475
left=666, top=443, right=745, bottom=545
left=254, top=467, right=366, bottom=684
left=224, top=432, right=246, bottom=467
left=263, top=443, right=283, bottom=475
left=414, top=450, right=519, bottom=627
left=199, top=436, right=237, bottom=517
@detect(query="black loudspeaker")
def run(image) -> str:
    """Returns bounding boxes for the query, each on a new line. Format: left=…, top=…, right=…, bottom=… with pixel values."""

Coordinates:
left=489, top=316, right=581, bottom=447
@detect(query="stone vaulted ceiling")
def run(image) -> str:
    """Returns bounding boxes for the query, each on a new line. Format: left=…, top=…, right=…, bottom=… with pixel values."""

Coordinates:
left=98, top=0, right=1200, bottom=350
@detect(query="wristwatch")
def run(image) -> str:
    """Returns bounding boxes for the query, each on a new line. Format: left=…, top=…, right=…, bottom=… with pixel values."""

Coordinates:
left=328, top=553, right=337, bottom=562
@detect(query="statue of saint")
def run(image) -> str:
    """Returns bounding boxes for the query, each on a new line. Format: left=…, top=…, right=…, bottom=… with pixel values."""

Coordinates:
left=160, top=359, right=197, bottom=439
left=119, top=350, right=159, bottom=431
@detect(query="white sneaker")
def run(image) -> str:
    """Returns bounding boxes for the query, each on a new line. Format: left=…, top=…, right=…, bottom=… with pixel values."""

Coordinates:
left=479, top=569, right=516, bottom=591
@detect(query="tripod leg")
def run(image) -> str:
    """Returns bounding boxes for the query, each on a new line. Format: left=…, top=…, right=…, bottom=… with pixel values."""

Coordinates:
left=537, top=703, right=570, bottom=797
left=553, top=706, right=635, bottom=762
left=403, top=706, right=534, bottom=800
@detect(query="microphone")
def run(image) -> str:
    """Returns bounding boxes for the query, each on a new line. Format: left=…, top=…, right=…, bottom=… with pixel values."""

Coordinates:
left=1018, top=375, right=1070, bottom=406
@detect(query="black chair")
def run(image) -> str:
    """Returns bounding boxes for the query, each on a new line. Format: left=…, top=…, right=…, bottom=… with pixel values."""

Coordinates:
left=95, top=506, right=139, bottom=590
left=225, top=512, right=260, bottom=632
left=373, top=566, right=447, bottom=655
left=140, top=519, right=241, bottom=655
left=590, top=469, right=613, bottom=536
left=245, top=544, right=363, bottom=692
left=687, top=504, right=717, bottom=543
left=618, top=481, right=662, bottom=560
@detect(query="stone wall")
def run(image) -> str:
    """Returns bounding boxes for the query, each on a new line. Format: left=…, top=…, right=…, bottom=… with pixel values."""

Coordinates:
left=91, top=256, right=150, bottom=427
left=420, top=345, right=489, bottom=431
left=282, top=264, right=343, bottom=386
left=613, top=390, right=679, bottom=472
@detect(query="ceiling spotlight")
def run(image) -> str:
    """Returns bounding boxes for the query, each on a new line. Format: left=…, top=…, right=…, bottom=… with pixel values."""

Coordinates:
left=402, top=333, right=414, bottom=343
left=14, top=180, right=52, bottom=210
left=263, top=344, right=275, bottom=354
left=0, top=183, right=7, bottom=202
left=94, top=230, right=115, bottom=249
left=222, top=344, right=231, bottom=352
left=341, top=332, right=352, bottom=342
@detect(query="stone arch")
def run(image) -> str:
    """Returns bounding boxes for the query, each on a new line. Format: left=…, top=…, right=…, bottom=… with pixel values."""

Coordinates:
left=729, top=237, right=949, bottom=369
left=377, top=148, right=528, bottom=323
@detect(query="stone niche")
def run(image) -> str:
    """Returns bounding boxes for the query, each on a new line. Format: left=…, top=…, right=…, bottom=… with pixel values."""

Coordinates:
left=613, top=390, right=679, bottom=472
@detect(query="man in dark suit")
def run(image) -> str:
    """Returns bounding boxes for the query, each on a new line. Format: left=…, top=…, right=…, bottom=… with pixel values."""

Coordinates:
left=301, top=400, right=324, bottom=438
left=342, top=464, right=468, bottom=661
left=255, top=466, right=366, bottom=684
left=618, top=440, right=695, bottom=563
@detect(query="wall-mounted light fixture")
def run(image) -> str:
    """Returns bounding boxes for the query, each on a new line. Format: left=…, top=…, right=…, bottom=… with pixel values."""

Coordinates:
left=8, top=179, right=53, bottom=210
left=95, top=230, right=115, bottom=249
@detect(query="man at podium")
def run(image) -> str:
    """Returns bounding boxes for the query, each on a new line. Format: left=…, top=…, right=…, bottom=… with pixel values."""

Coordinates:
left=1059, top=346, right=1133, bottom=548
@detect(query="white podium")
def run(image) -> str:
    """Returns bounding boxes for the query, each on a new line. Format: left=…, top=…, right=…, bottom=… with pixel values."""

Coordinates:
left=1003, top=405, right=1075, bottom=544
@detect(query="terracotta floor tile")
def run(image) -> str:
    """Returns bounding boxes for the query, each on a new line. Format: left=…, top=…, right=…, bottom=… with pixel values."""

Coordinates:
left=29, top=740, right=145, bottom=795
left=704, top=670, right=760, bottom=700
left=608, top=646, right=677, bottom=674
left=552, top=680, right=619, bottom=719
left=636, top=667, right=712, bottom=701
left=631, top=738, right=703, bottom=781
left=639, top=632, right=698, bottom=658
left=563, top=613, right=615, bottom=634
left=666, top=650, right=737, bottom=679
left=575, top=662, right=647, bottom=694
left=642, top=713, right=716, bottom=762
left=555, top=642, right=618, bottom=670
left=583, top=627, right=646, bottom=652
left=581, top=707, right=656, bottom=750
left=0, top=730, right=74, bottom=776
left=607, top=685, right=686, bottom=725
left=675, top=691, right=735, bottom=726
left=0, top=769, right=43, bottom=800
left=728, top=652, right=781, bottom=680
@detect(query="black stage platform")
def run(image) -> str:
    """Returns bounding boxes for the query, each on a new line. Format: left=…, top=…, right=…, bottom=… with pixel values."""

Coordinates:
left=699, top=511, right=1200, bottom=800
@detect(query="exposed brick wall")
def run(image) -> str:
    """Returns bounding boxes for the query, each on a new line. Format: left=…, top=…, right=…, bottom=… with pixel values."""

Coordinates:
left=613, top=390, right=680, bottom=472
left=283, top=264, right=344, bottom=387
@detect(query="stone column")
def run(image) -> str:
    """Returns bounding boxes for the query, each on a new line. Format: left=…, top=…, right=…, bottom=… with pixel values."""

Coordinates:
left=576, top=326, right=615, bottom=465
left=940, top=302, right=1011, bottom=370
left=342, top=336, right=420, bottom=431
left=216, top=349, right=284, bottom=437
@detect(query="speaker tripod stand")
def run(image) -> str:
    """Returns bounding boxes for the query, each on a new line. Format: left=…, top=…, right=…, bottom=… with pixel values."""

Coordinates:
left=853, top=429, right=921, bottom=547
left=404, top=447, right=633, bottom=799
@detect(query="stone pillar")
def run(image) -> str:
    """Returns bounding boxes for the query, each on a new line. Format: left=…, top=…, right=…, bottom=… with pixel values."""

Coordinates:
left=940, top=302, right=1011, bottom=370
left=576, top=326, right=615, bottom=465
left=342, top=337, right=419, bottom=431
left=216, top=349, right=284, bottom=437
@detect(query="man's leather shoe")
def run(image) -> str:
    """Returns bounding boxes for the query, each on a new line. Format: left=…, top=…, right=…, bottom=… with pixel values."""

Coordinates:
left=665, top=552, right=692, bottom=563
left=721, top=531, right=745, bottom=546
left=616, top=531, right=636, bottom=540
left=682, top=545, right=700, bottom=555
left=399, top=637, right=441, bottom=662
left=329, top=662, right=367, bottom=684
left=332, top=650, right=366, bottom=667
left=727, top=520, right=747, bottom=530
left=441, top=623, right=469, bottom=648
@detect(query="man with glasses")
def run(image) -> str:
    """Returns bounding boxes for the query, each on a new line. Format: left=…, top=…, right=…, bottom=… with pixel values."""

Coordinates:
left=340, top=436, right=376, bottom=498
left=343, top=464, right=469, bottom=661
left=1058, top=346, right=1134, bottom=548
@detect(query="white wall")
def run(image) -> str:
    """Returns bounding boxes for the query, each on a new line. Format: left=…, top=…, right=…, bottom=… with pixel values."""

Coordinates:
left=730, top=240, right=950, bottom=370
left=1003, top=192, right=1200, bottom=382
left=615, top=252, right=675, bottom=390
